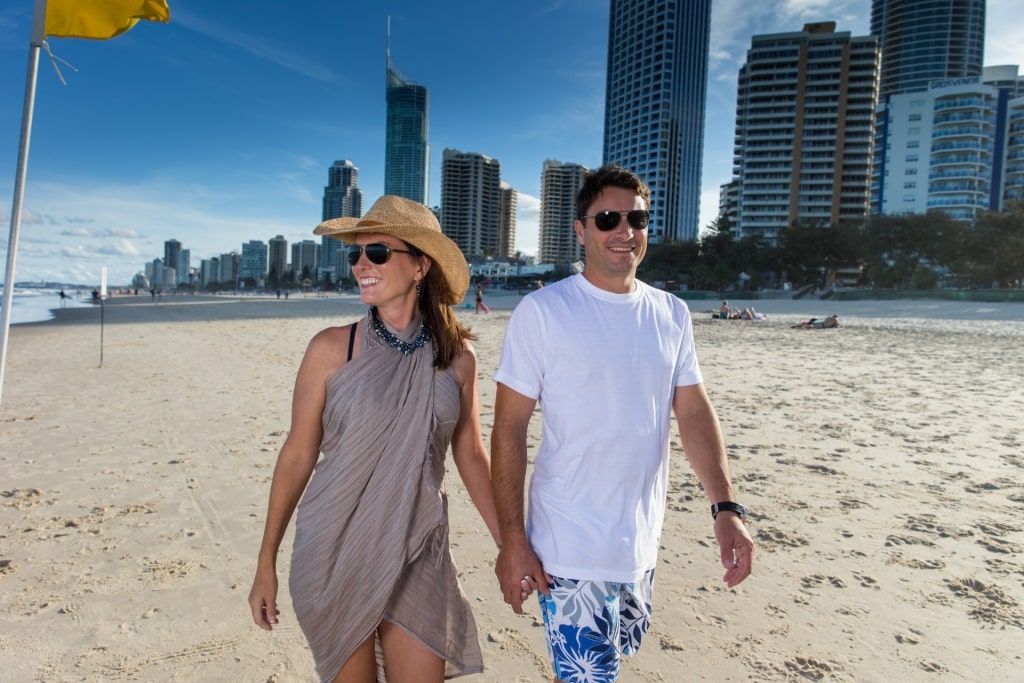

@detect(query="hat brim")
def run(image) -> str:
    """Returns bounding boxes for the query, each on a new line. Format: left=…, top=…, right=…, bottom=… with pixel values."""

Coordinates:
left=314, top=217, right=469, bottom=305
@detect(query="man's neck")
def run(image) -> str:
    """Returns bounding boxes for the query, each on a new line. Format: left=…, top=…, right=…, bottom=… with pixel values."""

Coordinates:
left=580, top=269, right=636, bottom=294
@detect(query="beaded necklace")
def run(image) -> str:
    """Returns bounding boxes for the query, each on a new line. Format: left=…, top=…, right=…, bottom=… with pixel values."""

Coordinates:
left=371, top=307, right=430, bottom=356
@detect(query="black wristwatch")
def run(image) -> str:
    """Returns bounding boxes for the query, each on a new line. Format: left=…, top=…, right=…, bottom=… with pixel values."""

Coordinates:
left=711, top=501, right=746, bottom=520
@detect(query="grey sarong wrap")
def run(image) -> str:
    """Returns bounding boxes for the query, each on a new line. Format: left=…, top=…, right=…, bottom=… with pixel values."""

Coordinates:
left=289, top=311, right=483, bottom=681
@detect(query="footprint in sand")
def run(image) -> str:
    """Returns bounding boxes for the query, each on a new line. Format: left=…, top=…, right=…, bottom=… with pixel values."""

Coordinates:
left=1, top=488, right=45, bottom=509
left=800, top=574, right=846, bottom=590
left=885, top=533, right=936, bottom=548
left=757, top=527, right=808, bottom=549
left=785, top=655, right=841, bottom=679
left=945, top=577, right=1024, bottom=629
left=886, top=552, right=945, bottom=570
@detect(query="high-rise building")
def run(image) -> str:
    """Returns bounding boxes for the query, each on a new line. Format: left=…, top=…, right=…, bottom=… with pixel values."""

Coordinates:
left=320, top=160, right=363, bottom=285
left=385, top=26, right=429, bottom=204
left=268, top=234, right=288, bottom=280
left=873, top=66, right=1024, bottom=220
left=440, top=149, right=501, bottom=259
left=499, top=181, right=518, bottom=259
left=731, top=22, right=879, bottom=243
left=150, top=258, right=164, bottom=289
left=164, top=239, right=181, bottom=275
left=291, top=240, right=320, bottom=284
left=603, top=0, right=711, bottom=243
left=1008, top=97, right=1024, bottom=205
left=219, top=252, right=240, bottom=287
left=984, top=64, right=1024, bottom=98
left=240, top=241, right=267, bottom=282
left=871, top=0, right=985, bottom=100
left=539, top=159, right=588, bottom=265
left=200, top=258, right=217, bottom=288
left=177, top=248, right=190, bottom=285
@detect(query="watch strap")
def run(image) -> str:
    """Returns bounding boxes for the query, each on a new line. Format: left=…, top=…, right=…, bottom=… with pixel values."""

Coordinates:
left=711, top=501, right=746, bottom=519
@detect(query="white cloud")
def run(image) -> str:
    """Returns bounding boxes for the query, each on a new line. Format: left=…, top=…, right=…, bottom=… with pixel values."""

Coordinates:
left=515, top=193, right=540, bottom=257
left=60, top=227, right=94, bottom=237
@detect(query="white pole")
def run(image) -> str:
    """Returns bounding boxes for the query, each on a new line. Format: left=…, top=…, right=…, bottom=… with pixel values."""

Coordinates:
left=0, top=0, right=46, bottom=407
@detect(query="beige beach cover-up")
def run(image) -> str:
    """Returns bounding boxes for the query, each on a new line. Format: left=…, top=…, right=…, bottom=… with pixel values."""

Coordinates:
left=289, top=312, right=483, bottom=681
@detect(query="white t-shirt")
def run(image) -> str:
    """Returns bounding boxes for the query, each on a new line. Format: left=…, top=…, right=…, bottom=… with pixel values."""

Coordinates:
left=493, top=274, right=703, bottom=582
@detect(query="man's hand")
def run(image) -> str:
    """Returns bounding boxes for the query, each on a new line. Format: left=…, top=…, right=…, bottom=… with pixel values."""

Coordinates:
left=715, top=514, right=754, bottom=588
left=495, top=540, right=550, bottom=614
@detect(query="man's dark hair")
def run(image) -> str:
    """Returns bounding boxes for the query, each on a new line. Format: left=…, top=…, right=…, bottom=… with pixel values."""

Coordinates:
left=575, top=164, right=651, bottom=220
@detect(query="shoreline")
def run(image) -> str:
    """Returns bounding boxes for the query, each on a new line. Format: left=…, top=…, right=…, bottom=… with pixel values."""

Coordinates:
left=12, top=289, right=1024, bottom=333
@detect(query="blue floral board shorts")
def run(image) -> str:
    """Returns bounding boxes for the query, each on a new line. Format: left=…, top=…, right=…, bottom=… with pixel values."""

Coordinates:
left=537, top=569, right=656, bottom=683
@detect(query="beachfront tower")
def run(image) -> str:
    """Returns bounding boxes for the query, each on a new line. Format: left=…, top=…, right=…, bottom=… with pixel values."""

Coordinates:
left=385, top=21, right=429, bottom=204
left=731, top=22, right=880, bottom=243
left=539, top=159, right=588, bottom=266
left=291, top=240, right=320, bottom=286
left=603, top=0, right=711, bottom=243
left=268, top=235, right=288, bottom=284
left=440, top=148, right=501, bottom=260
left=499, top=181, right=518, bottom=259
left=320, top=160, right=363, bottom=286
left=163, top=239, right=181, bottom=276
left=871, top=0, right=986, bottom=100
left=873, top=66, right=1023, bottom=220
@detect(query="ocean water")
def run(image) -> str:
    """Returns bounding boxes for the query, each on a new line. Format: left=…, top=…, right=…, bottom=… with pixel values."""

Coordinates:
left=3, top=290, right=93, bottom=325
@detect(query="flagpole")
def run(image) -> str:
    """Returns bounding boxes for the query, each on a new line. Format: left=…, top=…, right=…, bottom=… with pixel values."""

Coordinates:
left=0, top=0, right=46, bottom=407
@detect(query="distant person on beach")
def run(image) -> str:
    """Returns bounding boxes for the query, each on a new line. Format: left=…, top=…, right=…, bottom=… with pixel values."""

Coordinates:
left=58, top=289, right=67, bottom=307
left=248, top=195, right=501, bottom=682
left=741, top=307, right=767, bottom=320
left=475, top=284, right=489, bottom=314
left=719, top=299, right=730, bottom=319
left=792, top=315, right=839, bottom=329
left=491, top=165, right=754, bottom=682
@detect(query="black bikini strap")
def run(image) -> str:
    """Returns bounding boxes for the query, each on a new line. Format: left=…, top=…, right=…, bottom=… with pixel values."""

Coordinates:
left=346, top=321, right=358, bottom=362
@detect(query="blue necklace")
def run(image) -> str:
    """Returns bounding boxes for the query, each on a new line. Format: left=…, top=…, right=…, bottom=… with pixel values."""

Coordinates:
left=371, top=307, right=430, bottom=355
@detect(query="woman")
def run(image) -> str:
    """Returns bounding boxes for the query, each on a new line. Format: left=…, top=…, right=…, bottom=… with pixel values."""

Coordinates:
left=248, top=196, right=503, bottom=682
left=474, top=284, right=489, bottom=314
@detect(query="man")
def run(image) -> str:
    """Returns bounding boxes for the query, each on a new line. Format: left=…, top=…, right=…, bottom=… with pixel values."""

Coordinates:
left=491, top=165, right=754, bottom=683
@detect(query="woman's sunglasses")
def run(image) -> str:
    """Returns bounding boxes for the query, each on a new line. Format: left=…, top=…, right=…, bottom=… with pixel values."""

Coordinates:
left=346, top=243, right=418, bottom=267
left=578, top=209, right=650, bottom=232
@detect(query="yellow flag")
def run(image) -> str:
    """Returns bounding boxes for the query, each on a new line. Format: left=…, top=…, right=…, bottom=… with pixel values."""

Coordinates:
left=45, top=0, right=171, bottom=40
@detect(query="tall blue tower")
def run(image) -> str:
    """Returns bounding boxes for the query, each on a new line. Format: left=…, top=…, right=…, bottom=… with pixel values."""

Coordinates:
left=602, top=0, right=712, bottom=242
left=384, top=20, right=429, bottom=204
left=871, top=0, right=986, bottom=99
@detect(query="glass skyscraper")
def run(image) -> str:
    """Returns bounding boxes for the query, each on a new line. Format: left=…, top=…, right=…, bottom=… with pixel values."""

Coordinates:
left=385, top=46, right=429, bottom=204
left=871, top=0, right=986, bottom=99
left=603, top=0, right=711, bottom=243
left=319, top=160, right=363, bottom=285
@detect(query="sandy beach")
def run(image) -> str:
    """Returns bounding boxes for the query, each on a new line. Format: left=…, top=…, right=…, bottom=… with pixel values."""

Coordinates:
left=1, top=291, right=1022, bottom=682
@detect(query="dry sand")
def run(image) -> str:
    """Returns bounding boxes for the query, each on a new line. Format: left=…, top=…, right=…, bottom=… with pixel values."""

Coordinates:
left=1, top=291, right=1022, bottom=682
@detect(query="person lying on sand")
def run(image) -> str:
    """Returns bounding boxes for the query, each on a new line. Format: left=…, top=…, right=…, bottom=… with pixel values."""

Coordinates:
left=792, top=315, right=839, bottom=329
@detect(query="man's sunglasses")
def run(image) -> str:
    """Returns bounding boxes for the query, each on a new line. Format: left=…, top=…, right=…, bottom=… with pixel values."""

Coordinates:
left=579, top=209, right=650, bottom=232
left=346, top=243, right=418, bottom=267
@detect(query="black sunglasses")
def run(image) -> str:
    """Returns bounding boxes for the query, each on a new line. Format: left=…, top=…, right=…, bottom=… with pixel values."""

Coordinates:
left=346, top=243, right=418, bottom=267
left=579, top=209, right=650, bottom=232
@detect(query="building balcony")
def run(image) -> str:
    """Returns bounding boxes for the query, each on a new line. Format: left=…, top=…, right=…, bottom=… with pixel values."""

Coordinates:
left=933, top=98, right=986, bottom=112
left=930, top=154, right=983, bottom=167
left=929, top=181, right=988, bottom=195
left=932, top=127, right=991, bottom=140
left=929, top=169, right=977, bottom=180
left=926, top=197, right=988, bottom=212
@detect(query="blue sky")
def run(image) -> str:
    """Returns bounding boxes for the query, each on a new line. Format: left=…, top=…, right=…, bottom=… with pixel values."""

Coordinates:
left=1, top=0, right=1021, bottom=286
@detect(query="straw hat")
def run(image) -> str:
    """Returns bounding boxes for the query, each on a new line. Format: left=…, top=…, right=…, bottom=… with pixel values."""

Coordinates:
left=314, top=195, right=469, bottom=305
